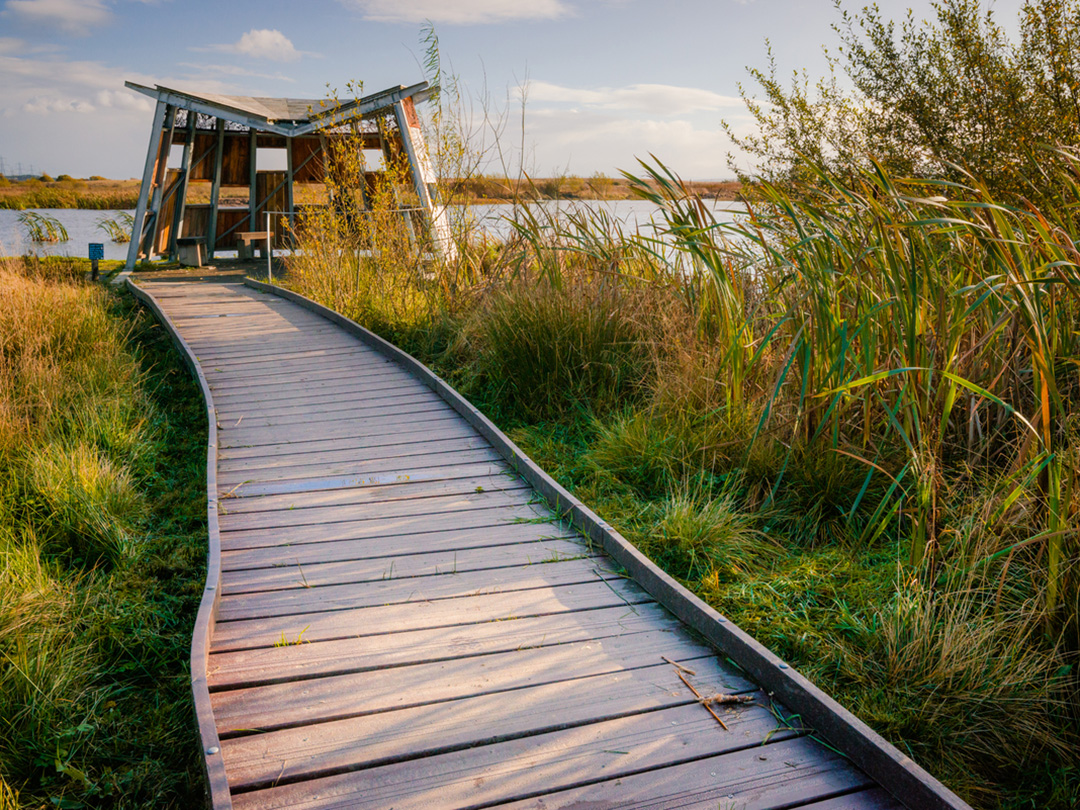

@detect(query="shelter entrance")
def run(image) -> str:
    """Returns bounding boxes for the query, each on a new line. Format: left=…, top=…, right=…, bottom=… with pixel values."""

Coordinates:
left=123, top=81, right=453, bottom=272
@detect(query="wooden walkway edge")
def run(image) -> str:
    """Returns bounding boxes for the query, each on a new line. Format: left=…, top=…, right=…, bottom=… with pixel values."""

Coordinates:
left=127, top=275, right=972, bottom=810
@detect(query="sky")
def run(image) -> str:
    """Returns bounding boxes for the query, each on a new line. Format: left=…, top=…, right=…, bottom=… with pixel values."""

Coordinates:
left=0, top=0, right=1030, bottom=180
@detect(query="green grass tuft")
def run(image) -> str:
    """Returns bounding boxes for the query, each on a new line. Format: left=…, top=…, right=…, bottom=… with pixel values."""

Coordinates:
left=0, top=255, right=206, bottom=807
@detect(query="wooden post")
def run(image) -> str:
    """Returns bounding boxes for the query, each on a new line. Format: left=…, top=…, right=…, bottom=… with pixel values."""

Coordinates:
left=207, top=118, right=225, bottom=261
left=318, top=133, right=333, bottom=209
left=377, top=116, right=416, bottom=247
left=393, top=98, right=455, bottom=260
left=284, top=135, right=295, bottom=248
left=145, top=105, right=177, bottom=261
left=170, top=111, right=197, bottom=261
left=125, top=99, right=167, bottom=273
left=248, top=129, right=258, bottom=231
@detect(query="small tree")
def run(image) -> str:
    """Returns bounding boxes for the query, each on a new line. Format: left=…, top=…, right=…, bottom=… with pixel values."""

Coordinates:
left=726, top=0, right=1080, bottom=205
left=723, top=44, right=887, bottom=187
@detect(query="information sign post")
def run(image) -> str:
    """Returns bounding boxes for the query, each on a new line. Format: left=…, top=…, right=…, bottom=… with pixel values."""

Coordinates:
left=88, top=243, right=105, bottom=281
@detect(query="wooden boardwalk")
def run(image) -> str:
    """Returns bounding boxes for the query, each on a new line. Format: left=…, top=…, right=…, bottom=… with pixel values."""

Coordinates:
left=130, top=276, right=968, bottom=810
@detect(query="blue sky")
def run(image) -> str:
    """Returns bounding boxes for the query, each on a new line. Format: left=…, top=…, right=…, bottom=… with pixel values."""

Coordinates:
left=0, top=0, right=1027, bottom=180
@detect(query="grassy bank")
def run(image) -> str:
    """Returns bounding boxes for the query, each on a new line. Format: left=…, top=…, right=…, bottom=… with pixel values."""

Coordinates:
left=0, top=175, right=742, bottom=210
left=0, top=180, right=140, bottom=211
left=281, top=156, right=1079, bottom=809
left=449, top=174, right=742, bottom=203
left=0, top=256, right=207, bottom=808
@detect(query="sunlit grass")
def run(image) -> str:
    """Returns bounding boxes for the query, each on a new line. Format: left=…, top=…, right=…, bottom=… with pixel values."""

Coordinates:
left=0, top=255, right=206, bottom=806
left=280, top=141, right=1079, bottom=806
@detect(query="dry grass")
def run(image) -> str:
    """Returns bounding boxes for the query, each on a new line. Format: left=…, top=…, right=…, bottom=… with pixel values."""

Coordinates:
left=279, top=150, right=1079, bottom=806
left=0, top=255, right=206, bottom=806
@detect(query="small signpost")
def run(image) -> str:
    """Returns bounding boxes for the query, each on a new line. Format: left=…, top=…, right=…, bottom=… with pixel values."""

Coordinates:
left=89, top=243, right=104, bottom=281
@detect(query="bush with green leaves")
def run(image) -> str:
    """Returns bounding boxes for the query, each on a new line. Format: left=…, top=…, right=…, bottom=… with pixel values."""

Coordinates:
left=727, top=0, right=1080, bottom=207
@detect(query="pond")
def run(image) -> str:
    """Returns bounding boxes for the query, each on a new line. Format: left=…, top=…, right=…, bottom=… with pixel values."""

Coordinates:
left=0, top=199, right=748, bottom=260
left=0, top=209, right=137, bottom=261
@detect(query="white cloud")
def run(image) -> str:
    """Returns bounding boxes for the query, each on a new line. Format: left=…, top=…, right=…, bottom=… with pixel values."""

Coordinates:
left=0, top=48, right=245, bottom=177
left=0, top=36, right=60, bottom=54
left=0, top=37, right=28, bottom=54
left=201, top=28, right=309, bottom=62
left=523, top=107, right=734, bottom=178
left=528, top=80, right=744, bottom=115
left=508, top=80, right=748, bottom=176
left=0, top=51, right=230, bottom=120
left=342, top=0, right=570, bottom=25
left=234, top=28, right=302, bottom=61
left=4, top=0, right=110, bottom=36
left=23, top=94, right=94, bottom=113
left=94, top=87, right=152, bottom=111
left=177, top=62, right=297, bottom=83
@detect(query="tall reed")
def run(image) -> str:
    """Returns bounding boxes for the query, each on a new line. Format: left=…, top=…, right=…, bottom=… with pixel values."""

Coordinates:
left=17, top=212, right=68, bottom=243
left=281, top=135, right=1078, bottom=805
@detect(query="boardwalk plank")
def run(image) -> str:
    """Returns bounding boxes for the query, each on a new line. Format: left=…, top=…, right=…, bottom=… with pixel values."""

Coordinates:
left=216, top=556, right=620, bottom=620
left=185, top=328, right=350, bottom=347
left=211, top=629, right=721, bottom=735
left=209, top=577, right=651, bottom=651
left=203, top=353, right=392, bottom=378
left=207, top=603, right=678, bottom=689
left=220, top=536, right=593, bottom=591
left=217, top=417, right=468, bottom=450
left=217, top=401, right=456, bottom=435
left=194, top=345, right=370, bottom=367
left=221, top=459, right=510, bottom=499
left=228, top=706, right=815, bottom=810
left=215, top=397, right=440, bottom=424
left=217, top=488, right=537, bottom=533
left=798, top=790, right=906, bottom=809
left=486, top=736, right=874, bottom=810
left=217, top=503, right=555, bottom=552
left=215, top=389, right=443, bottom=421
left=220, top=520, right=576, bottom=568
left=220, top=469, right=519, bottom=513
left=217, top=446, right=503, bottom=490
left=214, top=432, right=486, bottom=468
left=206, top=365, right=413, bottom=392
left=222, top=669, right=767, bottom=791
left=207, top=366, right=413, bottom=394
left=194, top=339, right=363, bottom=362
left=210, top=378, right=431, bottom=409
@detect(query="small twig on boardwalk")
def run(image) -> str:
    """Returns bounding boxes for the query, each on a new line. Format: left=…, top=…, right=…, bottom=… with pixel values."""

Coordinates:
left=676, top=671, right=728, bottom=731
left=593, top=569, right=638, bottom=614
left=295, top=558, right=310, bottom=588
left=661, top=656, right=696, bottom=676
left=219, top=480, right=250, bottom=499
left=701, top=693, right=756, bottom=707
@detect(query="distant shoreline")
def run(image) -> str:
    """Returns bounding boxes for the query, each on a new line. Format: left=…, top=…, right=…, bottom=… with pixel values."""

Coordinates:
left=0, top=176, right=744, bottom=210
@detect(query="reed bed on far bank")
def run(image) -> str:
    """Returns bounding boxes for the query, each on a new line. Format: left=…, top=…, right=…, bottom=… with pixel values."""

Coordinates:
left=0, top=179, right=140, bottom=211
left=282, top=152, right=1079, bottom=808
left=0, top=256, right=206, bottom=807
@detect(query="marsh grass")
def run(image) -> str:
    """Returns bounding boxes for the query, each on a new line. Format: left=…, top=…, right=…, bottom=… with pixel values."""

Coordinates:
left=279, top=91, right=1079, bottom=804
left=95, top=213, right=133, bottom=244
left=646, top=486, right=777, bottom=582
left=17, top=212, right=68, bottom=243
left=0, top=255, right=206, bottom=807
left=470, top=278, right=652, bottom=420
left=0, top=179, right=139, bottom=211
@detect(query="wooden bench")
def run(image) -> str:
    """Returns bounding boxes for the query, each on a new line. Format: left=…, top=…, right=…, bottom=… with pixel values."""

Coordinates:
left=236, top=231, right=270, bottom=260
left=176, top=236, right=205, bottom=268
